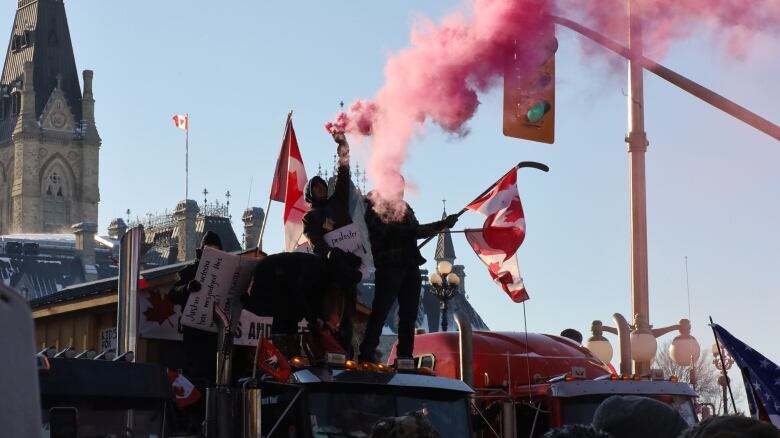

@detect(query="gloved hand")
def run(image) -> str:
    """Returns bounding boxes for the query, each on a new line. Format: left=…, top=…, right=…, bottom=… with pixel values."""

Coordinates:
left=187, top=279, right=201, bottom=292
left=444, top=214, right=459, bottom=228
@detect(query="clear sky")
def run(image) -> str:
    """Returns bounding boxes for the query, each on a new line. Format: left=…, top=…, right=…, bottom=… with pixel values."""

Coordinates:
left=5, top=1, right=777, bottom=373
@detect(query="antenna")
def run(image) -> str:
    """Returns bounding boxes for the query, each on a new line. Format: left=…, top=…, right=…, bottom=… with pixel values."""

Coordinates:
left=685, top=256, right=691, bottom=320
left=246, top=177, right=253, bottom=209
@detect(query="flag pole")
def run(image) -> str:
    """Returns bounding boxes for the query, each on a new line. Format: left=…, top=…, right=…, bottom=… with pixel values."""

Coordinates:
left=257, top=111, right=293, bottom=252
left=185, top=113, right=189, bottom=200
left=709, top=316, right=738, bottom=413
left=417, top=161, right=549, bottom=250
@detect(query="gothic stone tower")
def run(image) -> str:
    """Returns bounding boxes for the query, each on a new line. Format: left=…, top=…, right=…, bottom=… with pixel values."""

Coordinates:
left=0, top=0, right=100, bottom=235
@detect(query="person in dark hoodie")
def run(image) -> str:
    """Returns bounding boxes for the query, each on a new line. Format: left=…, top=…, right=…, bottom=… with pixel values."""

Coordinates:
left=302, top=132, right=362, bottom=357
left=359, top=175, right=458, bottom=364
left=169, top=230, right=223, bottom=386
left=168, top=230, right=222, bottom=434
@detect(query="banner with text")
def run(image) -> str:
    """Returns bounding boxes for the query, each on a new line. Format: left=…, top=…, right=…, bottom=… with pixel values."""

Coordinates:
left=181, top=247, right=260, bottom=333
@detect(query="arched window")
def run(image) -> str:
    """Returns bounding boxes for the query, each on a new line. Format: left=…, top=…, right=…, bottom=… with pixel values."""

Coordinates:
left=41, top=162, right=71, bottom=232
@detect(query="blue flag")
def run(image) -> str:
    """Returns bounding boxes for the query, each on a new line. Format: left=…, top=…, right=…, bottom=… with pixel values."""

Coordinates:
left=712, top=324, right=780, bottom=427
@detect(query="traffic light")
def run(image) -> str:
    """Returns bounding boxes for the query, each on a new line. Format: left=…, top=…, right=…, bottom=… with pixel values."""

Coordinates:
left=503, top=25, right=557, bottom=144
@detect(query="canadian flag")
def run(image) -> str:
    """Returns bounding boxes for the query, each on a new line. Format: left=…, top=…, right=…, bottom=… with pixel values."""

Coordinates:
left=166, top=368, right=201, bottom=408
left=269, top=116, right=309, bottom=252
left=172, top=114, right=188, bottom=130
left=464, top=170, right=529, bottom=302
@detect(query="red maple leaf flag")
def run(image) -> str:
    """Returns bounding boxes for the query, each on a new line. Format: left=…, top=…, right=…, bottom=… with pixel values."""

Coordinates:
left=269, top=116, right=309, bottom=251
left=142, top=290, right=177, bottom=327
left=166, top=368, right=202, bottom=408
left=464, top=170, right=529, bottom=303
left=172, top=114, right=188, bottom=130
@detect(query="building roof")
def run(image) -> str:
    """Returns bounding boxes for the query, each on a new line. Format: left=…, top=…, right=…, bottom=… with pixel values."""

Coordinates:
left=434, top=210, right=456, bottom=262
left=1, top=0, right=82, bottom=141
left=28, top=261, right=185, bottom=308
left=0, top=234, right=118, bottom=299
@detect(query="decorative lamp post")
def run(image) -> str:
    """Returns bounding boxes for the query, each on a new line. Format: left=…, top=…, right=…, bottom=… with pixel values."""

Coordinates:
left=586, top=316, right=701, bottom=376
left=584, top=320, right=614, bottom=365
left=712, top=342, right=734, bottom=414
left=428, top=260, right=461, bottom=332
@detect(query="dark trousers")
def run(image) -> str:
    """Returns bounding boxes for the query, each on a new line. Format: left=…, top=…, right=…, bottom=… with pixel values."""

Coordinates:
left=359, top=265, right=421, bottom=361
left=182, top=326, right=218, bottom=388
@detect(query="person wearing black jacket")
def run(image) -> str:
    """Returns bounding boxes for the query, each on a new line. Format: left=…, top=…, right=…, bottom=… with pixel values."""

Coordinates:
left=359, top=184, right=458, bottom=363
left=169, top=231, right=224, bottom=387
left=302, top=133, right=362, bottom=357
left=168, top=230, right=222, bottom=433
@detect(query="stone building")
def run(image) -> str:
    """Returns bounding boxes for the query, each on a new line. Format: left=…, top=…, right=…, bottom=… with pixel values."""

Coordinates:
left=0, top=0, right=255, bottom=300
left=0, top=0, right=100, bottom=235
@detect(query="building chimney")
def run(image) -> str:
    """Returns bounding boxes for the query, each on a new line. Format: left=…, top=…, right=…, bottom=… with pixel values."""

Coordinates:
left=73, top=222, right=98, bottom=282
left=81, top=69, right=100, bottom=142
left=241, top=207, right=265, bottom=250
left=107, top=218, right=127, bottom=240
left=173, top=199, right=199, bottom=262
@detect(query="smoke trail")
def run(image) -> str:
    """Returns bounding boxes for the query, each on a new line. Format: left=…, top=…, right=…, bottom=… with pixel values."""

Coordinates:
left=331, top=0, right=780, bottom=218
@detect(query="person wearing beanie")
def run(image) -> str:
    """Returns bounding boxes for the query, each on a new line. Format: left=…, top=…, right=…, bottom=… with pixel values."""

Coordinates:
left=677, top=415, right=780, bottom=438
left=302, top=132, right=362, bottom=357
left=591, top=395, right=688, bottom=438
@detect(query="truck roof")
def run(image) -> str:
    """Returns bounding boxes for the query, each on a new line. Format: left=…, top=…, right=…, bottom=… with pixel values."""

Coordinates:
left=550, top=380, right=698, bottom=398
left=292, top=368, right=474, bottom=394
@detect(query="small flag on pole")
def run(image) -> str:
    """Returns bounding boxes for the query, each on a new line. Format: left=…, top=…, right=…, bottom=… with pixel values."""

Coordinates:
left=172, top=114, right=188, bottom=130
left=166, top=368, right=201, bottom=408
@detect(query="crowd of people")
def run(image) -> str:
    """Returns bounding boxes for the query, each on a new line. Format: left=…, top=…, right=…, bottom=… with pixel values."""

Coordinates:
left=542, top=395, right=779, bottom=438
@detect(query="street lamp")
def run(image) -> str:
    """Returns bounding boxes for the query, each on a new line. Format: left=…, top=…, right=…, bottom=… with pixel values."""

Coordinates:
left=712, top=342, right=734, bottom=414
left=428, top=260, right=461, bottom=332
left=584, top=320, right=614, bottom=365
left=585, top=316, right=700, bottom=376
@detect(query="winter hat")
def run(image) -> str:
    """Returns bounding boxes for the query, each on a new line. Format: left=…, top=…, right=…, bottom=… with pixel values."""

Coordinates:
left=304, top=176, right=328, bottom=204
left=199, top=230, right=223, bottom=250
left=592, top=395, right=688, bottom=438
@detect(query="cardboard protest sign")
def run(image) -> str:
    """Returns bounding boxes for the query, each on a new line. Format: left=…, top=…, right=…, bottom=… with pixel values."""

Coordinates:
left=323, top=223, right=370, bottom=280
left=180, top=247, right=259, bottom=332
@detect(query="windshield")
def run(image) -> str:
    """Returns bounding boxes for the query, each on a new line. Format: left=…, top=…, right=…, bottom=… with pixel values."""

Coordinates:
left=308, top=387, right=470, bottom=437
left=559, top=395, right=698, bottom=426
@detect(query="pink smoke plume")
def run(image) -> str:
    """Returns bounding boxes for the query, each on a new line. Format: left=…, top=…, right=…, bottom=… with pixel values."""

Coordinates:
left=330, top=0, right=780, bottom=219
left=559, top=0, right=780, bottom=59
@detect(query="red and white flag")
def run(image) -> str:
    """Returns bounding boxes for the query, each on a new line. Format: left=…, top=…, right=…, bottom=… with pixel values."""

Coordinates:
left=172, top=114, right=188, bottom=130
left=269, top=116, right=309, bottom=252
left=464, top=170, right=529, bottom=302
left=166, top=368, right=201, bottom=408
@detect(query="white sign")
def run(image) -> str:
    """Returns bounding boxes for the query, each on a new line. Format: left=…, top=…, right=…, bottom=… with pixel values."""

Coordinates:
left=99, top=327, right=117, bottom=352
left=323, top=223, right=370, bottom=280
left=180, top=247, right=260, bottom=332
left=233, top=310, right=273, bottom=347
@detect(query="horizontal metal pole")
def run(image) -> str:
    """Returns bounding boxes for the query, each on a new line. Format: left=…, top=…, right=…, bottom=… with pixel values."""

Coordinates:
left=552, top=15, right=780, bottom=141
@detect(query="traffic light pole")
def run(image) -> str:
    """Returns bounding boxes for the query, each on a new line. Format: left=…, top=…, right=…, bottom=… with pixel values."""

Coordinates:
left=550, top=4, right=780, bottom=376
left=626, top=0, right=652, bottom=376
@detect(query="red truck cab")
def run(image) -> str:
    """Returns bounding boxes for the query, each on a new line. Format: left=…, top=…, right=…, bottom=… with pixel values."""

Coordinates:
left=389, top=330, right=698, bottom=436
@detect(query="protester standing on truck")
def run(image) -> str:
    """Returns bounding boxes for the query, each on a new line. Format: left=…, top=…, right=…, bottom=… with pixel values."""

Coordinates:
left=168, top=230, right=222, bottom=433
left=302, top=132, right=362, bottom=357
left=359, top=175, right=458, bottom=363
